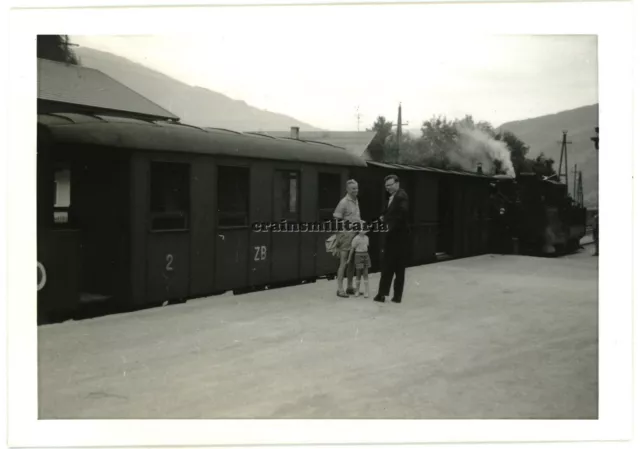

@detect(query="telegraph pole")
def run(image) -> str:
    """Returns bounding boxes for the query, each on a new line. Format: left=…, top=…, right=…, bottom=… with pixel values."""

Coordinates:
left=577, top=170, right=584, bottom=207
left=392, top=102, right=409, bottom=158
left=572, top=164, right=578, bottom=199
left=355, top=106, right=362, bottom=132
left=557, top=130, right=572, bottom=186
left=396, top=103, right=402, bottom=144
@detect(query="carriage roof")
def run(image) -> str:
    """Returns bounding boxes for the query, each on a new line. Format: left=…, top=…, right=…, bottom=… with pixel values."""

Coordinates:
left=37, top=112, right=367, bottom=167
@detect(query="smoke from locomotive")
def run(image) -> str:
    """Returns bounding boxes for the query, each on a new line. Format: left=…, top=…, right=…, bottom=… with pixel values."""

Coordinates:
left=452, top=124, right=516, bottom=177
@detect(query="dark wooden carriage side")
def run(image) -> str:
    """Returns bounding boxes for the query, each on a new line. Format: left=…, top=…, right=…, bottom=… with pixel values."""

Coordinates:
left=350, top=161, right=494, bottom=272
left=37, top=112, right=365, bottom=320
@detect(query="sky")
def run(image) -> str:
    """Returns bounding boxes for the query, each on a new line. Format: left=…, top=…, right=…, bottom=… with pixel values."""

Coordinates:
left=71, top=19, right=597, bottom=131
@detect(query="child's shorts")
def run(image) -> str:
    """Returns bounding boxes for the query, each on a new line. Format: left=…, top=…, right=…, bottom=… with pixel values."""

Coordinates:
left=355, top=252, right=371, bottom=269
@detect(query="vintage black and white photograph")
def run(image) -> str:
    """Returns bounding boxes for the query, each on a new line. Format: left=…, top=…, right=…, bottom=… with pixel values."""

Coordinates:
left=5, top=0, right=636, bottom=447
left=36, top=31, right=600, bottom=417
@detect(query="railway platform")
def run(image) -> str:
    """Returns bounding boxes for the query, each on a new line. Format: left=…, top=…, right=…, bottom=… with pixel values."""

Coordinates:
left=38, top=249, right=598, bottom=419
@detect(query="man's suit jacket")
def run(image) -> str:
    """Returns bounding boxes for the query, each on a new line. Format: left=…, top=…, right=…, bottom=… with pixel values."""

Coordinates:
left=382, top=188, right=410, bottom=239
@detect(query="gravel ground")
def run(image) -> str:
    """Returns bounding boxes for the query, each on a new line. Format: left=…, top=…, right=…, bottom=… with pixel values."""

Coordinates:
left=38, top=250, right=598, bottom=419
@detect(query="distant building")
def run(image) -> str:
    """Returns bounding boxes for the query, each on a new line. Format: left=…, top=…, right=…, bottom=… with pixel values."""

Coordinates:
left=260, top=129, right=377, bottom=159
left=37, top=58, right=179, bottom=121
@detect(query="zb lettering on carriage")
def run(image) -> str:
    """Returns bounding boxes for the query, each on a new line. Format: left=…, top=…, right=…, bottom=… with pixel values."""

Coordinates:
left=254, top=245, right=267, bottom=261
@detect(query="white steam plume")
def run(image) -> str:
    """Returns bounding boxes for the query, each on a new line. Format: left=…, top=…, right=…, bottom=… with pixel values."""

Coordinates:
left=453, top=125, right=516, bottom=177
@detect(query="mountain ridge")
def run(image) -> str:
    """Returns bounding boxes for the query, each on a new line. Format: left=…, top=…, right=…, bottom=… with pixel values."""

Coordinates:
left=74, top=46, right=322, bottom=132
left=499, top=103, right=599, bottom=207
left=73, top=46, right=598, bottom=206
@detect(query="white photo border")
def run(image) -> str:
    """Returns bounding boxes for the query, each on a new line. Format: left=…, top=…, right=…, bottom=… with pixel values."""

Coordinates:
left=6, top=0, right=634, bottom=447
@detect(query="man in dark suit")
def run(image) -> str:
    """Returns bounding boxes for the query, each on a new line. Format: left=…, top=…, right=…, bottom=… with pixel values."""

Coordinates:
left=374, top=174, right=410, bottom=304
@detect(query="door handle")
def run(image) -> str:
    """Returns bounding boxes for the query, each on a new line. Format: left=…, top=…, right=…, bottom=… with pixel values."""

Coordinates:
left=218, top=234, right=225, bottom=241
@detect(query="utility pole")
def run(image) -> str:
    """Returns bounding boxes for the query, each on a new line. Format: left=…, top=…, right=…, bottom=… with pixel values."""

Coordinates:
left=392, top=102, right=409, bottom=158
left=355, top=106, right=362, bottom=132
left=577, top=170, right=584, bottom=207
left=557, top=130, right=572, bottom=186
left=572, top=164, right=578, bottom=199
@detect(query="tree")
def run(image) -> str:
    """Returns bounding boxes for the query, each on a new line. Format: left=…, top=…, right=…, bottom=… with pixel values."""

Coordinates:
left=416, top=115, right=456, bottom=167
left=420, top=115, right=458, bottom=151
left=531, top=152, right=556, bottom=178
left=496, top=130, right=529, bottom=174
left=388, top=116, right=461, bottom=170
left=418, top=115, right=509, bottom=172
left=368, top=116, right=394, bottom=135
left=386, top=130, right=415, bottom=164
left=450, top=115, right=496, bottom=138
left=398, top=134, right=462, bottom=170
left=475, top=120, right=497, bottom=138
left=369, top=110, right=544, bottom=178
left=367, top=116, right=394, bottom=162
left=37, top=35, right=80, bottom=65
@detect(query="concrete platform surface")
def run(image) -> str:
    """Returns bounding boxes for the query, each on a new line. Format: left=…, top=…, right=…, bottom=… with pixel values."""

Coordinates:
left=38, top=251, right=598, bottom=419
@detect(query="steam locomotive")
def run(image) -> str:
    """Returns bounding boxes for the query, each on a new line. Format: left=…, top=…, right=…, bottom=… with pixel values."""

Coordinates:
left=489, top=172, right=587, bottom=256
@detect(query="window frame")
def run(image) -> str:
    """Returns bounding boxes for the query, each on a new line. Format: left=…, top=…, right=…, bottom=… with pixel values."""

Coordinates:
left=275, top=169, right=301, bottom=222
left=216, top=164, right=251, bottom=230
left=51, top=162, right=73, bottom=227
left=149, top=160, right=191, bottom=232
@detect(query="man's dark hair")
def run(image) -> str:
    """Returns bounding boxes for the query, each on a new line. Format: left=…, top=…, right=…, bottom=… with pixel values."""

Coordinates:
left=384, top=174, right=399, bottom=184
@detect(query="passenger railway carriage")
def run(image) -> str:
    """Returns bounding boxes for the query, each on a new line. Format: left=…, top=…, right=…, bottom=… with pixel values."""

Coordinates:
left=351, top=161, right=493, bottom=271
left=37, top=112, right=366, bottom=322
left=36, top=111, right=582, bottom=323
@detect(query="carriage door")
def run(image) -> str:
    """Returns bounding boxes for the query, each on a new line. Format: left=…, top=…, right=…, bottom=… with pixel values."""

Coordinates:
left=147, top=161, right=191, bottom=303
left=316, top=172, right=341, bottom=275
left=437, top=177, right=455, bottom=256
left=215, top=165, right=250, bottom=291
left=37, top=151, right=82, bottom=320
left=413, top=175, right=438, bottom=264
left=271, top=169, right=301, bottom=283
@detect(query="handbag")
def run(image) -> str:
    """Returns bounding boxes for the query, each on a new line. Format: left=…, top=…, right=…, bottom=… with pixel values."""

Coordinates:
left=325, top=234, right=339, bottom=257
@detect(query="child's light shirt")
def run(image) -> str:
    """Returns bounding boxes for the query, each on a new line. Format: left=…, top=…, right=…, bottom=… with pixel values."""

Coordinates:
left=351, top=234, right=369, bottom=253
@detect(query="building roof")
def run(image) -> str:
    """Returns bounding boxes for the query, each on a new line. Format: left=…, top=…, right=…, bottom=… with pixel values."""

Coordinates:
left=37, top=58, right=179, bottom=121
left=37, top=112, right=367, bottom=167
left=257, top=130, right=377, bottom=158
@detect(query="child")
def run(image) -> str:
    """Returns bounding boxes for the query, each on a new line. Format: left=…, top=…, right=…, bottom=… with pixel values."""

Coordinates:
left=347, top=221, right=371, bottom=297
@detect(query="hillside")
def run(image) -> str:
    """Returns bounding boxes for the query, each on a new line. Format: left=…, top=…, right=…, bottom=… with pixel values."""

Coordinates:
left=74, top=47, right=321, bottom=132
left=499, top=104, right=599, bottom=207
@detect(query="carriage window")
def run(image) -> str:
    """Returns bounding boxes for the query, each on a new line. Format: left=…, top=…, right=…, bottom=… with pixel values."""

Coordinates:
left=318, top=173, right=341, bottom=221
left=289, top=176, right=298, bottom=213
left=275, top=170, right=300, bottom=221
left=150, top=161, right=190, bottom=231
left=53, top=166, right=71, bottom=225
left=217, top=166, right=249, bottom=227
